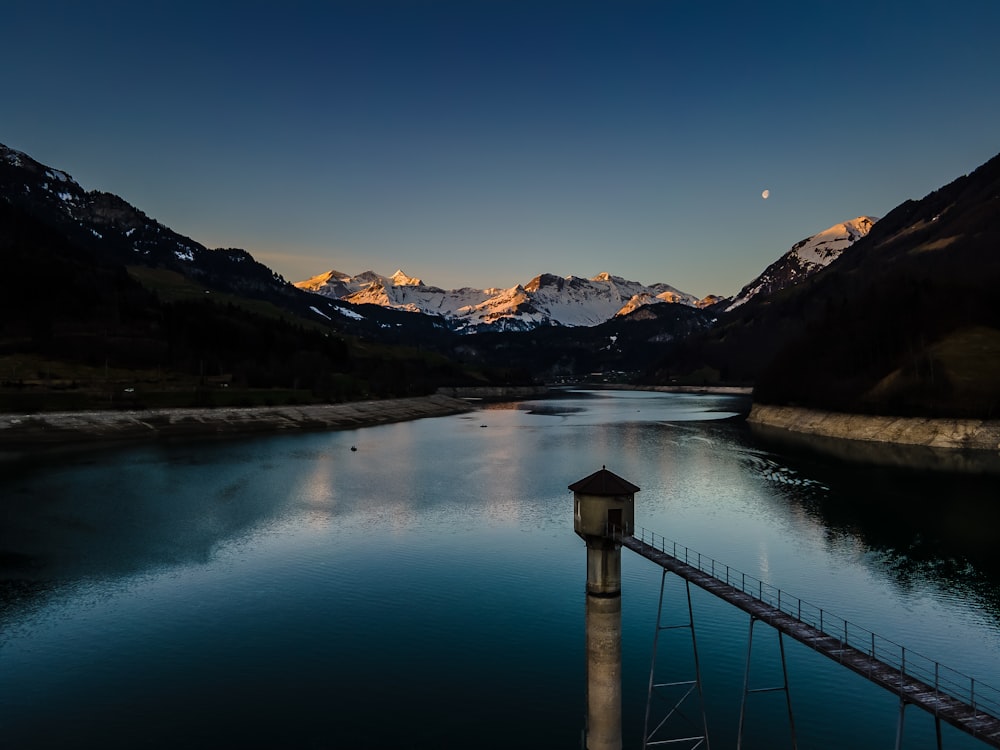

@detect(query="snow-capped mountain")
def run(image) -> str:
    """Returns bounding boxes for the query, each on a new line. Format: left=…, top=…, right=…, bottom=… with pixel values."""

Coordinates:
left=296, top=269, right=709, bottom=333
left=726, top=216, right=877, bottom=311
left=296, top=218, right=878, bottom=333
left=0, top=141, right=717, bottom=341
left=297, top=269, right=502, bottom=320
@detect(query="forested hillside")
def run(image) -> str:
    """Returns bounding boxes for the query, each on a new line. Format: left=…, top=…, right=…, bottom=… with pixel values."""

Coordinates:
left=0, top=200, right=486, bottom=411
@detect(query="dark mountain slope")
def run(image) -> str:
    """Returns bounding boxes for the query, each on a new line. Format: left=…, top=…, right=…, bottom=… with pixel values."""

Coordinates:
left=1, top=144, right=292, bottom=299
left=648, top=150, right=1000, bottom=416
left=453, top=302, right=714, bottom=381
left=754, top=152, right=1000, bottom=417
left=0, top=143, right=473, bottom=352
left=0, top=199, right=483, bottom=410
left=4, top=142, right=710, bottom=390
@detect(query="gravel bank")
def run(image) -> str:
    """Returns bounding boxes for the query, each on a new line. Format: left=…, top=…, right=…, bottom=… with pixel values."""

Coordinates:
left=748, top=403, right=1000, bottom=451
left=0, top=395, right=476, bottom=448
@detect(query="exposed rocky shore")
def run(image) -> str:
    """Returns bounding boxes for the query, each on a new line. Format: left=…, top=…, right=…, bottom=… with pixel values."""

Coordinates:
left=0, top=395, right=476, bottom=449
left=748, top=403, right=1000, bottom=452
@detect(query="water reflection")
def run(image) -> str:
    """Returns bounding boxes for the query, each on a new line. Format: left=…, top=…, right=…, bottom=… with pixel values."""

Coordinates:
left=737, top=420, right=1000, bottom=683
left=749, top=425, right=1000, bottom=573
left=2, top=391, right=1000, bottom=750
left=750, top=420, right=1000, bottom=475
left=0, top=440, right=293, bottom=583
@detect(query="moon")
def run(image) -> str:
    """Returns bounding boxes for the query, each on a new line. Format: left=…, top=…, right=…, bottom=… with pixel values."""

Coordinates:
left=761, top=189, right=770, bottom=200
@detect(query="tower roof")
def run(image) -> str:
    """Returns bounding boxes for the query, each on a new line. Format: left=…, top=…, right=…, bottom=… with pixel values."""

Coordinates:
left=568, top=467, right=640, bottom=495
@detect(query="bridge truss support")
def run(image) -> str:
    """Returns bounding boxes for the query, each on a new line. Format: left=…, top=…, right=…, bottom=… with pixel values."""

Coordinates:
left=643, top=571, right=711, bottom=749
left=737, top=616, right=798, bottom=750
left=895, top=699, right=944, bottom=750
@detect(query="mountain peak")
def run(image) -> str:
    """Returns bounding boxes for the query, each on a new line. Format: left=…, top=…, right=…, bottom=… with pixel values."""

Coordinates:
left=1, top=143, right=79, bottom=187
left=390, top=269, right=423, bottom=286
left=297, top=269, right=348, bottom=286
left=300, top=268, right=701, bottom=333
left=790, top=216, right=878, bottom=268
left=726, top=216, right=878, bottom=312
left=1, top=144, right=28, bottom=167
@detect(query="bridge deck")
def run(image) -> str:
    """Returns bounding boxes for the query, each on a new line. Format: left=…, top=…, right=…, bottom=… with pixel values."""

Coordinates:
left=622, top=535, right=1000, bottom=748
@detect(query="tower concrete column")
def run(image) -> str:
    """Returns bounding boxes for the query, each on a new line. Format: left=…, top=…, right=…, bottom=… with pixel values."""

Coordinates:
left=585, top=538, right=623, bottom=750
left=570, top=467, right=640, bottom=750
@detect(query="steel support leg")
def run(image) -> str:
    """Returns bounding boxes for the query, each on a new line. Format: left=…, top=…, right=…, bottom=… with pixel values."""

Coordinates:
left=642, top=571, right=668, bottom=746
left=778, top=630, right=798, bottom=749
left=737, top=616, right=798, bottom=750
left=643, top=571, right=710, bottom=749
left=736, top=618, right=755, bottom=750
left=893, top=698, right=939, bottom=750
left=687, top=581, right=711, bottom=749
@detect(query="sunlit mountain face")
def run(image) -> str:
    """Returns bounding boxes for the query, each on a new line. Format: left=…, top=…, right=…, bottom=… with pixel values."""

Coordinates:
left=291, top=216, right=877, bottom=336
left=296, top=268, right=714, bottom=333
left=725, top=216, right=878, bottom=312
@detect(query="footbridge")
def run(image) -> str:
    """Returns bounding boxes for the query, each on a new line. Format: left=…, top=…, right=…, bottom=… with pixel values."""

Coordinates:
left=625, top=527, right=1000, bottom=749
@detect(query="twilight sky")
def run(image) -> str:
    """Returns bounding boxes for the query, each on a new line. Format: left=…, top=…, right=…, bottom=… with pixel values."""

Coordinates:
left=3, top=1, right=999, bottom=297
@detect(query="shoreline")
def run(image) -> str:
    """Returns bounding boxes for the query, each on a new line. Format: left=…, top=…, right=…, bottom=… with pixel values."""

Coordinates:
left=0, top=394, right=477, bottom=449
left=597, top=383, right=754, bottom=396
left=748, top=403, right=1000, bottom=452
left=11, top=386, right=997, bottom=457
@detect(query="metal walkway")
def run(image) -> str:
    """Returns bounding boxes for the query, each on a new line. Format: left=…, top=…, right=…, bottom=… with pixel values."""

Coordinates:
left=623, top=528, right=1000, bottom=748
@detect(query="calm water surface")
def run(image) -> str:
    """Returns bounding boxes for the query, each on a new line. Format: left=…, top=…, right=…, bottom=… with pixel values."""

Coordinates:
left=2, top=389, right=1000, bottom=749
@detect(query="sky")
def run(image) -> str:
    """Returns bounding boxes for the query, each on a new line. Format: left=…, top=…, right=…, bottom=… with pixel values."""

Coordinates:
left=3, top=1, right=999, bottom=298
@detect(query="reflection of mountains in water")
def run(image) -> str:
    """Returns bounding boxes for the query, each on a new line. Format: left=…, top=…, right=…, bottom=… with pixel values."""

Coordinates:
left=746, top=423, right=1000, bottom=592
left=0, top=442, right=299, bottom=622
left=739, top=427, right=1000, bottom=642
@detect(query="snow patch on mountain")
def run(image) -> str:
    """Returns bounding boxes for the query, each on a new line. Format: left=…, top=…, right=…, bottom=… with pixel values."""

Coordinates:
left=726, top=216, right=877, bottom=312
left=3, top=148, right=24, bottom=167
left=296, top=269, right=708, bottom=333
left=389, top=269, right=422, bottom=286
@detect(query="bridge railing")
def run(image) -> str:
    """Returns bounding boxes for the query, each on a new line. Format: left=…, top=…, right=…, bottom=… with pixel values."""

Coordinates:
left=633, top=526, right=1000, bottom=720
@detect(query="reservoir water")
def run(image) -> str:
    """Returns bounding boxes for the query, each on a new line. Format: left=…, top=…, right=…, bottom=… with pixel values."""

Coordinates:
left=2, top=389, right=1000, bottom=749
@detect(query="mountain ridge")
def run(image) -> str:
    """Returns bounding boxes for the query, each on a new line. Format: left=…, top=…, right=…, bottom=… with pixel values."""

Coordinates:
left=4, top=139, right=999, bottom=417
left=297, top=267, right=719, bottom=333
left=293, top=216, right=878, bottom=334
left=5, top=140, right=874, bottom=340
left=648, top=149, right=1000, bottom=416
left=725, top=216, right=877, bottom=311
